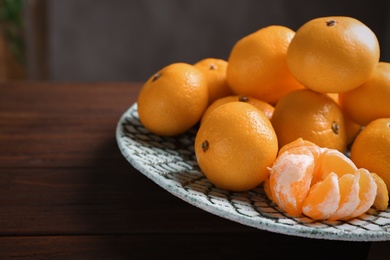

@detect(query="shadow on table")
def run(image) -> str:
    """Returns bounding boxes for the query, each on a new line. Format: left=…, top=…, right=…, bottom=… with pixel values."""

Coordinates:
left=77, top=136, right=372, bottom=259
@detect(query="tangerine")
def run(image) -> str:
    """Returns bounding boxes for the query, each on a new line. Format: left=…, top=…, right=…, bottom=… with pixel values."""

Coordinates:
left=351, top=118, right=390, bottom=191
left=194, top=58, right=233, bottom=104
left=327, top=93, right=362, bottom=145
left=226, top=25, right=304, bottom=105
left=270, top=89, right=347, bottom=152
left=287, top=16, right=380, bottom=93
left=201, top=95, right=274, bottom=123
left=194, top=102, right=278, bottom=191
left=137, top=62, right=208, bottom=136
left=339, top=62, right=390, bottom=126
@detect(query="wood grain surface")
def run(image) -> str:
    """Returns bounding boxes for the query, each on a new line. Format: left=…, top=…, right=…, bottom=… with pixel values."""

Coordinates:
left=0, top=82, right=386, bottom=259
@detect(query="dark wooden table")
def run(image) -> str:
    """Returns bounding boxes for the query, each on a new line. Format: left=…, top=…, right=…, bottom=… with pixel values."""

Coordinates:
left=0, top=81, right=388, bottom=259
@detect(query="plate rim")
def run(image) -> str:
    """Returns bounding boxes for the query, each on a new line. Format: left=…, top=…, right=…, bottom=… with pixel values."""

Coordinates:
left=116, top=103, right=390, bottom=242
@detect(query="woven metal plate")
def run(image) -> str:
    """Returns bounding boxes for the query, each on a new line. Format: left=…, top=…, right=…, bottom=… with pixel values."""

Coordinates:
left=116, top=103, right=390, bottom=241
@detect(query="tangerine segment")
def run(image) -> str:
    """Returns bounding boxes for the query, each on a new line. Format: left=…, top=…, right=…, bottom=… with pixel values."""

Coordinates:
left=302, top=172, right=340, bottom=220
left=312, top=149, right=358, bottom=185
left=268, top=138, right=383, bottom=220
left=328, top=174, right=360, bottom=220
left=269, top=147, right=315, bottom=216
left=345, top=169, right=377, bottom=219
left=372, top=172, right=389, bottom=211
left=278, top=138, right=320, bottom=158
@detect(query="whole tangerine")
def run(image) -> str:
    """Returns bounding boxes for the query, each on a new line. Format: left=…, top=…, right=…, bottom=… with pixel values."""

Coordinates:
left=287, top=16, right=380, bottom=93
left=195, top=102, right=278, bottom=191
left=137, top=62, right=208, bottom=136
left=270, top=89, right=347, bottom=152
left=226, top=25, right=304, bottom=105
left=339, top=62, right=390, bottom=126
left=351, top=118, right=390, bottom=192
left=194, top=58, right=233, bottom=104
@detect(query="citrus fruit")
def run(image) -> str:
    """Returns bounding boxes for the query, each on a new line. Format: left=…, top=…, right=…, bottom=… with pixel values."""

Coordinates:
left=201, top=95, right=274, bottom=123
left=302, top=172, right=341, bottom=220
left=344, top=115, right=362, bottom=146
left=350, top=118, right=390, bottom=191
left=270, top=89, right=347, bottom=152
left=267, top=138, right=384, bottom=220
left=346, top=168, right=377, bottom=219
left=328, top=93, right=362, bottom=145
left=312, top=148, right=358, bottom=184
left=268, top=143, right=317, bottom=216
left=137, top=62, right=208, bottom=136
left=327, top=173, right=359, bottom=220
left=226, top=25, right=304, bottom=105
left=339, top=62, right=390, bottom=126
left=194, top=58, right=232, bottom=104
left=194, top=102, right=278, bottom=191
left=372, top=173, right=389, bottom=211
left=327, top=93, right=339, bottom=103
left=287, top=16, right=380, bottom=93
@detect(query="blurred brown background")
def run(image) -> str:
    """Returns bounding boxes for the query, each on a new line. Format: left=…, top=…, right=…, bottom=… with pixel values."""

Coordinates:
left=2, top=0, right=390, bottom=82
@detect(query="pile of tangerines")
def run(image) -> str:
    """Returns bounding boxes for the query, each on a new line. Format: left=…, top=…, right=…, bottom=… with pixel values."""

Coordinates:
left=136, top=16, right=390, bottom=221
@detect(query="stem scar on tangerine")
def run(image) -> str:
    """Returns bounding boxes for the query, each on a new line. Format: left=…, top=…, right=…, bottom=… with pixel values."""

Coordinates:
left=326, top=19, right=337, bottom=26
left=209, top=63, right=216, bottom=70
left=152, top=72, right=161, bottom=82
left=239, top=96, right=249, bottom=102
left=287, top=16, right=380, bottom=93
left=332, top=122, right=340, bottom=135
left=201, top=140, right=209, bottom=152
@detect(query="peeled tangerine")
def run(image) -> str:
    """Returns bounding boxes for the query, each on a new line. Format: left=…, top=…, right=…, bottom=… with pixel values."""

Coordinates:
left=265, top=138, right=388, bottom=220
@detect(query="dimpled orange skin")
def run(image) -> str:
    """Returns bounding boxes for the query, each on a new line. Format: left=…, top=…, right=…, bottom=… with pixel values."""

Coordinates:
left=339, top=62, right=390, bottom=126
left=270, top=89, right=347, bottom=152
left=194, top=102, right=278, bottom=191
left=137, top=62, right=208, bottom=136
left=327, top=93, right=362, bottom=145
left=287, top=16, right=380, bottom=93
left=194, top=58, right=233, bottom=105
left=226, top=25, right=304, bottom=105
left=351, top=118, right=390, bottom=191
